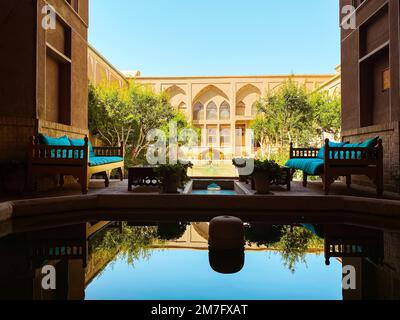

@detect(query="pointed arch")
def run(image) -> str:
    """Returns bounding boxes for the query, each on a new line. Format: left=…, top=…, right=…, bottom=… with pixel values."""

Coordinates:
left=236, top=84, right=261, bottom=117
left=165, top=85, right=186, bottom=98
left=236, top=101, right=246, bottom=116
left=220, top=101, right=231, bottom=120
left=206, top=101, right=218, bottom=120
left=192, top=85, right=229, bottom=105
left=177, top=102, right=187, bottom=115
left=193, top=102, right=204, bottom=121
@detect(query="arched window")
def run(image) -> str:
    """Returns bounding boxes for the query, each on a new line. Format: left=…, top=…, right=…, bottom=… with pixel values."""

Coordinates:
left=220, top=101, right=231, bottom=120
left=178, top=102, right=187, bottom=115
left=236, top=101, right=246, bottom=116
left=206, top=101, right=218, bottom=120
left=193, top=102, right=204, bottom=120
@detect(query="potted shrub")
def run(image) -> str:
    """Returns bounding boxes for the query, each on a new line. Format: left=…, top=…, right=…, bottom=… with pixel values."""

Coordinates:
left=232, top=158, right=253, bottom=183
left=155, top=161, right=193, bottom=193
left=252, top=159, right=281, bottom=194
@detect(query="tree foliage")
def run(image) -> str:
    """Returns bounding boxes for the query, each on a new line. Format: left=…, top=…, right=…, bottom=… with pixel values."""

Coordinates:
left=251, top=79, right=342, bottom=158
left=308, top=90, right=341, bottom=140
left=89, top=82, right=193, bottom=164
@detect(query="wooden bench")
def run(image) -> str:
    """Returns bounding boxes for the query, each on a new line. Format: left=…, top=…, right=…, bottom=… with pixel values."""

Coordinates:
left=27, top=136, right=124, bottom=194
left=288, top=139, right=384, bottom=196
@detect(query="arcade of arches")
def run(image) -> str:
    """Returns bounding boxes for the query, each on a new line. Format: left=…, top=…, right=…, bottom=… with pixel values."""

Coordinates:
left=132, top=74, right=339, bottom=160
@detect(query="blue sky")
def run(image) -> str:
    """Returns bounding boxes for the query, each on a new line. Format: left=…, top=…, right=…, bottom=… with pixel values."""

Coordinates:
left=89, top=0, right=340, bottom=76
left=86, top=250, right=342, bottom=300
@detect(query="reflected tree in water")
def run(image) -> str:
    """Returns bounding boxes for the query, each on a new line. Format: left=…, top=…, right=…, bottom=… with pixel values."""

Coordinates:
left=245, top=224, right=284, bottom=247
left=88, top=223, right=159, bottom=272
left=156, top=222, right=189, bottom=241
left=277, top=226, right=314, bottom=273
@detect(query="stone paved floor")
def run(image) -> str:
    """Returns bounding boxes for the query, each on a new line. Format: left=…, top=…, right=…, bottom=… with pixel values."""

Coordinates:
left=1, top=178, right=399, bottom=202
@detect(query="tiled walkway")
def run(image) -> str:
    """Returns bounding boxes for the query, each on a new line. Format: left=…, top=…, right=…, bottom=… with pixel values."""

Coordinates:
left=2, top=179, right=399, bottom=202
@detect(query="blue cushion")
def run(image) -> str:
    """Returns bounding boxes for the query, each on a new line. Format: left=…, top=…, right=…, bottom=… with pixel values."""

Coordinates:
left=335, top=137, right=380, bottom=160
left=39, top=134, right=71, bottom=146
left=89, top=156, right=123, bottom=167
left=358, top=137, right=379, bottom=148
left=38, top=134, right=72, bottom=159
left=285, top=158, right=324, bottom=175
left=317, top=141, right=347, bottom=159
left=69, top=138, right=96, bottom=158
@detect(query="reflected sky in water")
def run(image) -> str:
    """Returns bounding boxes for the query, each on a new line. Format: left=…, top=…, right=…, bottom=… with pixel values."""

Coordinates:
left=86, top=249, right=342, bottom=300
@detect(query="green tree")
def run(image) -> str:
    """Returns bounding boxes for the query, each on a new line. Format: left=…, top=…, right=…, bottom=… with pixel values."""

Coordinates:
left=88, top=83, right=134, bottom=151
left=89, top=82, right=194, bottom=164
left=126, top=84, right=176, bottom=160
left=309, top=91, right=341, bottom=141
left=252, top=79, right=314, bottom=151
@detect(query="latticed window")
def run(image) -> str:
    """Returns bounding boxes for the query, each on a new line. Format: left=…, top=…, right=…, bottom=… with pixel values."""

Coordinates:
left=206, top=101, right=218, bottom=120
left=220, top=101, right=230, bottom=120
left=193, top=102, right=204, bottom=120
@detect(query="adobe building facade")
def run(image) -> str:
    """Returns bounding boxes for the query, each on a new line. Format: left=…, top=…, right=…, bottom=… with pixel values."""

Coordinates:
left=132, top=74, right=336, bottom=160
left=340, top=0, right=400, bottom=190
left=87, top=45, right=129, bottom=88
left=0, top=0, right=89, bottom=162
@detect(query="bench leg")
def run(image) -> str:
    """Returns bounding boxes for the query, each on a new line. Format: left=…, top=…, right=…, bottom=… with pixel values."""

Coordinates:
left=285, top=169, right=291, bottom=191
left=80, top=176, right=89, bottom=195
left=104, top=171, right=110, bottom=188
left=346, top=175, right=352, bottom=188
left=303, top=172, right=308, bottom=187
left=323, top=175, right=333, bottom=195
left=118, top=167, right=124, bottom=181
left=290, top=169, right=296, bottom=182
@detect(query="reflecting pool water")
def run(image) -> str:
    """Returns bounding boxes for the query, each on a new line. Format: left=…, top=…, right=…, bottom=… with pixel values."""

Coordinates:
left=86, top=250, right=341, bottom=300
left=0, top=218, right=398, bottom=300
left=192, top=190, right=237, bottom=196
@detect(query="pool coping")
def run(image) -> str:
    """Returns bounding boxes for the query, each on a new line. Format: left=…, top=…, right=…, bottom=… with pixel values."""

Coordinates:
left=1, top=192, right=400, bottom=228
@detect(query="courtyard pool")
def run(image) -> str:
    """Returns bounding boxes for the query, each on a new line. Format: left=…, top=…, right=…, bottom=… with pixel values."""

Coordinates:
left=0, top=217, right=397, bottom=300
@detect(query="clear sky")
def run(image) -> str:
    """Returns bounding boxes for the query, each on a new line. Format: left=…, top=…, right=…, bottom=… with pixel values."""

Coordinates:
left=89, top=0, right=340, bottom=77
left=86, top=250, right=342, bottom=300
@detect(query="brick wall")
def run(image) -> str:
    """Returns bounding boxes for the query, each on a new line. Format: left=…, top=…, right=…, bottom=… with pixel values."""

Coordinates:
left=0, top=116, right=37, bottom=162
left=342, top=121, right=400, bottom=192
left=38, top=120, right=88, bottom=140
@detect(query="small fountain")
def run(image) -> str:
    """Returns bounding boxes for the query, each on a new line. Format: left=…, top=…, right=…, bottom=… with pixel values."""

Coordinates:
left=207, top=183, right=222, bottom=192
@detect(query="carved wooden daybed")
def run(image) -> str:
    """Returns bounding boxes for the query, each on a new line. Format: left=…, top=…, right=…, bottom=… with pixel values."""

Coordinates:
left=28, top=135, right=124, bottom=194
left=286, top=138, right=384, bottom=196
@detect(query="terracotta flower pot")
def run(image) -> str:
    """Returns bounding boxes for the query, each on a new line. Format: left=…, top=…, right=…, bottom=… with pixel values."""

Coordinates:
left=253, top=172, right=272, bottom=194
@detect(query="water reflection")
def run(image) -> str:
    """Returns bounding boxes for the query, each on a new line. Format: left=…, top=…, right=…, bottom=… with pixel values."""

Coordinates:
left=0, top=218, right=398, bottom=300
left=209, top=249, right=245, bottom=274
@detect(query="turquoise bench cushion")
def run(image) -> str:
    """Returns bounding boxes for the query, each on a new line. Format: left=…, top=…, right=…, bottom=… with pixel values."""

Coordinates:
left=285, top=158, right=324, bottom=175
left=358, top=136, right=379, bottom=148
left=335, top=137, right=379, bottom=160
left=39, top=134, right=71, bottom=146
left=38, top=134, right=72, bottom=158
left=69, top=138, right=96, bottom=158
left=89, top=156, right=123, bottom=167
left=317, top=141, right=347, bottom=159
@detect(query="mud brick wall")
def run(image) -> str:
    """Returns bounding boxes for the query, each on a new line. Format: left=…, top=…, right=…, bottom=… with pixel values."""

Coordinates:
left=342, top=122, right=400, bottom=192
